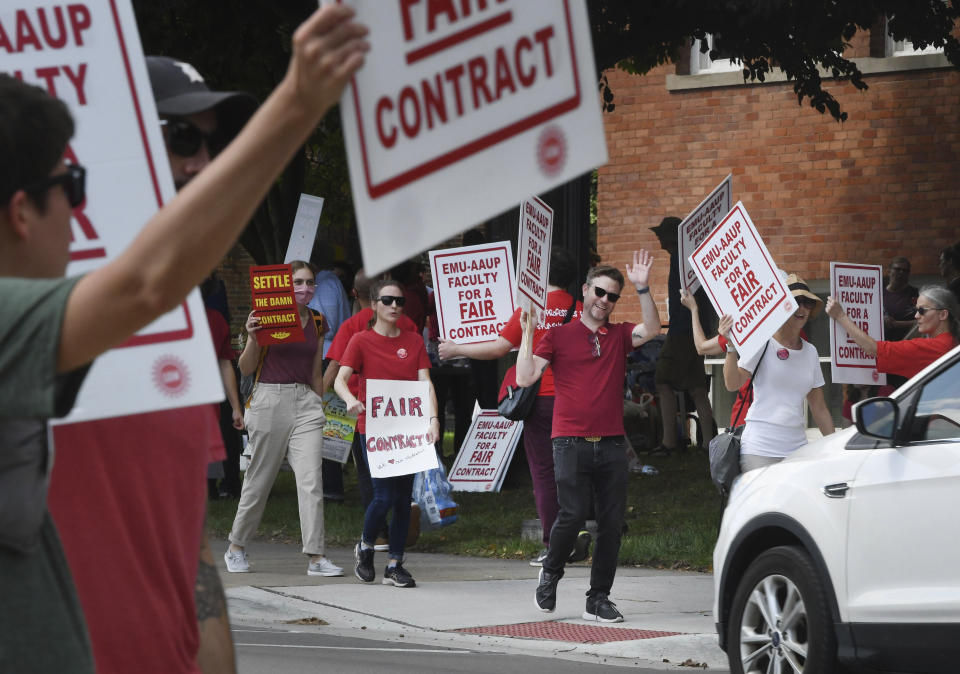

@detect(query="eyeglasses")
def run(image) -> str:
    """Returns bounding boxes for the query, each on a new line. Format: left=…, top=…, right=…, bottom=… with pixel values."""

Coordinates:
left=292, top=278, right=316, bottom=287
left=796, top=297, right=818, bottom=308
left=160, top=118, right=222, bottom=157
left=592, top=286, right=621, bottom=303
left=23, top=164, right=86, bottom=208
left=915, top=306, right=940, bottom=316
left=378, top=295, right=406, bottom=307
left=590, top=334, right=601, bottom=358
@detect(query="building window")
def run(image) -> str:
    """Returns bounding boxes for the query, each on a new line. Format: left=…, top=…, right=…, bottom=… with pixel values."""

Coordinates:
left=689, top=34, right=742, bottom=75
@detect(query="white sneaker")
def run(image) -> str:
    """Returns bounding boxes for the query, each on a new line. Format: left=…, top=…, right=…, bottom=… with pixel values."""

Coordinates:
left=307, top=557, right=344, bottom=577
left=224, top=548, right=250, bottom=573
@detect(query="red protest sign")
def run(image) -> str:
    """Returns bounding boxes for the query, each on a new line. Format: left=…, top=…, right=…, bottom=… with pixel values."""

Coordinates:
left=249, top=264, right=304, bottom=346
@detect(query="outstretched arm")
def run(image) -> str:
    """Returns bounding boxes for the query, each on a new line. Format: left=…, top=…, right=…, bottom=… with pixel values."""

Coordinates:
left=626, top=249, right=661, bottom=347
left=438, top=336, right=513, bottom=361
left=825, top=296, right=878, bottom=357
left=681, top=289, right=724, bottom=356
left=56, top=6, right=369, bottom=373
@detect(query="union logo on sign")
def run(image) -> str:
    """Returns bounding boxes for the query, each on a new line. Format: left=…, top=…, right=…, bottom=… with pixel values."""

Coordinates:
left=536, top=124, right=567, bottom=178
left=152, top=355, right=190, bottom=397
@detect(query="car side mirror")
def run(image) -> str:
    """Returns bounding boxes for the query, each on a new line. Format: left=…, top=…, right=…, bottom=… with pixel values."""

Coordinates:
left=854, top=397, right=899, bottom=441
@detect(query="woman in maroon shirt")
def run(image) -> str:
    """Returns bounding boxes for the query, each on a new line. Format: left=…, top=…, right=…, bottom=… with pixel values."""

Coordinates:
left=335, top=279, right=439, bottom=588
left=826, top=285, right=960, bottom=379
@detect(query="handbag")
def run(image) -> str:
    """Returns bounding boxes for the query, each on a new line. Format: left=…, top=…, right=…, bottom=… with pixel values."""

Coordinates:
left=708, top=341, right=768, bottom=495
left=497, top=297, right=577, bottom=421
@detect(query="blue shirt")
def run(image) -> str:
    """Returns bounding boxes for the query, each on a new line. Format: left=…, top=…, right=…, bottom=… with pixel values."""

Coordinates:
left=307, top=270, right=350, bottom=358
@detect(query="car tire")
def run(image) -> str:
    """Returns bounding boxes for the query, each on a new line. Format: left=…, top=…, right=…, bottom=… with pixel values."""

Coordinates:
left=727, top=545, right=836, bottom=674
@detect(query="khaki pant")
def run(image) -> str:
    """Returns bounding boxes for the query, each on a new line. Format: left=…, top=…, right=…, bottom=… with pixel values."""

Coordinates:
left=229, top=383, right=326, bottom=554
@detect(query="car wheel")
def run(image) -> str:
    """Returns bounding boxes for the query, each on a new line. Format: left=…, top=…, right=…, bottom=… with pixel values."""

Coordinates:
left=727, top=545, right=836, bottom=674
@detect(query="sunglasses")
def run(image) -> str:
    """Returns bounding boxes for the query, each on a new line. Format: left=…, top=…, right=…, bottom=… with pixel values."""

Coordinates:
left=378, top=295, right=406, bottom=307
left=590, top=334, right=601, bottom=358
left=160, top=118, right=222, bottom=157
left=592, top=286, right=621, bottom=303
left=915, top=306, right=940, bottom=316
left=23, top=164, right=86, bottom=208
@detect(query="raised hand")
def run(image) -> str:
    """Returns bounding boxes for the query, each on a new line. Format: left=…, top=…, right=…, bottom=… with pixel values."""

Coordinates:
left=625, top=249, right=653, bottom=289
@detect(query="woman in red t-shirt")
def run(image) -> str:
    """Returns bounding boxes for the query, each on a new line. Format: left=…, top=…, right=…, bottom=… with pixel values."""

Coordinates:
left=826, top=285, right=960, bottom=380
left=335, top=279, right=439, bottom=588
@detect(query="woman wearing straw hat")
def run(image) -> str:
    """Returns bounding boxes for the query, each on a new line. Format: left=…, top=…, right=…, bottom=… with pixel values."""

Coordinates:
left=722, top=274, right=835, bottom=472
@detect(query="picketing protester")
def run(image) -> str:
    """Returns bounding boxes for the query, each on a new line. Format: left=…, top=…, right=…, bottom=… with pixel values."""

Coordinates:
left=517, top=251, right=661, bottom=623
left=0, top=6, right=369, bottom=672
left=649, top=217, right=717, bottom=454
left=882, top=256, right=920, bottom=343
left=722, top=274, right=835, bottom=473
left=322, top=268, right=420, bottom=549
left=437, top=248, right=590, bottom=567
left=335, top=279, right=440, bottom=588
left=225, top=261, right=343, bottom=578
left=826, top=285, right=960, bottom=379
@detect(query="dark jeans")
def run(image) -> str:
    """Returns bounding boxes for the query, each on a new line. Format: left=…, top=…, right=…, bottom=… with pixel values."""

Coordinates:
left=358, top=434, right=414, bottom=560
left=544, top=436, right=628, bottom=596
left=350, top=430, right=387, bottom=538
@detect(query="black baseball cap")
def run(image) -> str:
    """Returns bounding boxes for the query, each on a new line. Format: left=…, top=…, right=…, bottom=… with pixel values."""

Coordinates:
left=146, top=56, right=256, bottom=117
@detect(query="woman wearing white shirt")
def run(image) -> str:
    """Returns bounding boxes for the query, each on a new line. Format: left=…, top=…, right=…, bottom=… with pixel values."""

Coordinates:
left=722, top=274, right=835, bottom=471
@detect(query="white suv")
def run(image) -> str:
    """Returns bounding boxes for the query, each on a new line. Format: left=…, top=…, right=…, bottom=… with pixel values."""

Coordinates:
left=713, top=345, right=960, bottom=674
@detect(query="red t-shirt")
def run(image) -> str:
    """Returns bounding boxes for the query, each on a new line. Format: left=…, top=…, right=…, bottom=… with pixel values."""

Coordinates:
left=48, top=407, right=223, bottom=674
left=498, top=290, right=581, bottom=398
left=876, top=332, right=958, bottom=379
left=535, top=320, right=635, bottom=438
left=206, top=308, right=234, bottom=361
left=340, top=329, right=431, bottom=433
left=327, top=308, right=419, bottom=397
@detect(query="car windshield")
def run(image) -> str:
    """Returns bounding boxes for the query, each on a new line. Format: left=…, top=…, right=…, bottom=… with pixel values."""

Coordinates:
left=911, top=358, right=960, bottom=442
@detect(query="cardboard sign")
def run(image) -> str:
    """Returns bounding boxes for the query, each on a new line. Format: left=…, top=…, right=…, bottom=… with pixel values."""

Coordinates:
left=678, top=174, right=732, bottom=293
left=337, top=0, right=608, bottom=274
left=429, top=242, right=517, bottom=343
left=448, top=411, right=523, bottom=492
left=516, top=197, right=554, bottom=319
left=284, top=193, right=325, bottom=263
left=829, top=263, right=887, bottom=386
left=689, top=202, right=796, bottom=363
left=364, top=379, right=439, bottom=478
left=249, top=264, right=304, bottom=346
left=8, top=0, right=223, bottom=423
left=321, top=392, right=357, bottom=463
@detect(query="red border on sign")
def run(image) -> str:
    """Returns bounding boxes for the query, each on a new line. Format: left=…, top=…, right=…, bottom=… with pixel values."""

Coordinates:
left=107, top=0, right=194, bottom=348
left=431, top=244, right=516, bottom=342
left=691, top=203, right=788, bottom=347
left=450, top=411, right=522, bottom=483
left=517, top=195, right=552, bottom=313
left=831, top=263, right=883, bottom=369
left=349, top=0, right=581, bottom=199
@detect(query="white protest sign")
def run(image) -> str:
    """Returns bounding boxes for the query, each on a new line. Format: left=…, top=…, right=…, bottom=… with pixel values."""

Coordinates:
left=337, top=0, right=608, bottom=274
left=364, top=379, right=439, bottom=478
left=829, top=263, right=887, bottom=386
left=689, top=202, right=796, bottom=363
left=678, top=174, right=732, bottom=293
left=284, top=193, right=325, bottom=263
left=429, top=242, right=516, bottom=344
left=516, top=197, right=554, bottom=320
left=448, top=411, right=523, bottom=492
left=5, top=0, right=222, bottom=423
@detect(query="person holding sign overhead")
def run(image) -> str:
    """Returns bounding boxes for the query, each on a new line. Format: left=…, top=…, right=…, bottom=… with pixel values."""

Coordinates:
left=722, top=274, right=835, bottom=472
left=825, top=286, right=960, bottom=379
left=335, top=279, right=440, bottom=588
left=518, top=252, right=661, bottom=623
left=226, top=261, right=343, bottom=578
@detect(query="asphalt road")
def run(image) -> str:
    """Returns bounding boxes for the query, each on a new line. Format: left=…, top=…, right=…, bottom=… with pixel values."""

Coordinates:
left=233, top=625, right=726, bottom=673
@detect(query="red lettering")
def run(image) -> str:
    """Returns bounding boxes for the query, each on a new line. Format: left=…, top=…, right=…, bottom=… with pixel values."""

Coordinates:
left=467, top=55, right=492, bottom=109
left=514, top=36, right=535, bottom=87
left=399, top=0, right=421, bottom=41
left=38, top=6, right=68, bottom=49
left=376, top=97, right=397, bottom=148
left=492, top=46, right=516, bottom=99
left=67, top=4, right=92, bottom=46
left=15, top=9, right=43, bottom=52
left=422, top=74, right=447, bottom=130
left=427, top=0, right=457, bottom=35
left=63, top=63, right=86, bottom=105
left=398, top=85, right=420, bottom=138
left=371, top=396, right=384, bottom=418
left=443, top=63, right=466, bottom=116
left=533, top=25, right=555, bottom=77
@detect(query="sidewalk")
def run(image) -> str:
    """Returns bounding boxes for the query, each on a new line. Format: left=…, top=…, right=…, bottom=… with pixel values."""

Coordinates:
left=217, top=539, right=727, bottom=670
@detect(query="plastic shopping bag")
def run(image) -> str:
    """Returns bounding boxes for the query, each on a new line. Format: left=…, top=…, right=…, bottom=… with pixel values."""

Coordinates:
left=412, top=460, right=458, bottom=531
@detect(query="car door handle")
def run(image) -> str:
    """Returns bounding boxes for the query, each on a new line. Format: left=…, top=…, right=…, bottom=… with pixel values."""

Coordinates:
left=823, top=482, right=849, bottom=498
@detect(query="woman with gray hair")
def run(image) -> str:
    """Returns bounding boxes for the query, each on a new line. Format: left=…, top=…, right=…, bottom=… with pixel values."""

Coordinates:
left=826, top=285, right=960, bottom=379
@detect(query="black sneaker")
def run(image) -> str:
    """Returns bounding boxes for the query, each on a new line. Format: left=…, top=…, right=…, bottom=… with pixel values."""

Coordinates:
left=529, top=548, right=548, bottom=567
left=568, top=530, right=591, bottom=563
left=535, top=567, right=563, bottom=612
left=583, top=592, right=624, bottom=623
left=382, top=563, right=416, bottom=588
left=353, top=542, right=375, bottom=583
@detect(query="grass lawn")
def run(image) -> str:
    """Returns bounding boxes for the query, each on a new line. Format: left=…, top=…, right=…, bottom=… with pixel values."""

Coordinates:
left=207, top=443, right=721, bottom=572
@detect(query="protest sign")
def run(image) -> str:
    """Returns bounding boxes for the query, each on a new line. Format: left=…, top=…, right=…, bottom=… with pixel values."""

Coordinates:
left=365, top=379, right=439, bottom=478
left=429, top=242, right=516, bottom=344
left=321, top=392, right=357, bottom=463
left=516, top=197, right=554, bottom=320
left=284, top=193, right=325, bottom=263
left=678, top=174, right=732, bottom=293
left=448, top=411, right=523, bottom=492
left=337, top=0, right=608, bottom=274
left=6, top=0, right=222, bottom=423
left=689, top=202, right=796, bottom=363
left=829, top=263, right=887, bottom=386
left=249, top=264, right=304, bottom=346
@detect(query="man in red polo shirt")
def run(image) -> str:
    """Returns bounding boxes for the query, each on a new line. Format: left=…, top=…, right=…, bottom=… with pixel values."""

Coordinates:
left=516, top=251, right=660, bottom=623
